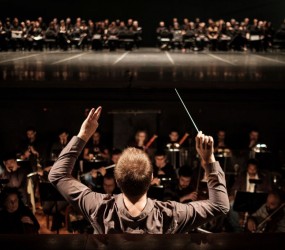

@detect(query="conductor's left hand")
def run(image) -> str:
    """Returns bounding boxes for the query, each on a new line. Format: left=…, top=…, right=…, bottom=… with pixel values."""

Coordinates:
left=77, top=107, right=102, bottom=142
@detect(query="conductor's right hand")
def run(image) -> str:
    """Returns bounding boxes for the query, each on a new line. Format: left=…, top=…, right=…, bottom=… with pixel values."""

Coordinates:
left=78, top=107, right=102, bottom=142
left=195, top=131, right=216, bottom=167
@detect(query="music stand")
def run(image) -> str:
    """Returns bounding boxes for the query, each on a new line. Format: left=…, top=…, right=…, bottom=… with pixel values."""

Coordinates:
left=233, top=191, right=268, bottom=214
left=39, top=181, right=66, bottom=234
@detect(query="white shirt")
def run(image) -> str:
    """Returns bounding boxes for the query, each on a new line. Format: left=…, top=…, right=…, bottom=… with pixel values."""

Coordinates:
left=246, top=173, right=259, bottom=192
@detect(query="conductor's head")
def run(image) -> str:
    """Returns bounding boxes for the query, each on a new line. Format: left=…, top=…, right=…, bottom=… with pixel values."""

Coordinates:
left=114, top=147, right=153, bottom=201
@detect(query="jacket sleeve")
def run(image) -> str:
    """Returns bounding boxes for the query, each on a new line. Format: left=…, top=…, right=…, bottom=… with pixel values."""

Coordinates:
left=174, top=162, right=230, bottom=232
left=48, top=136, right=107, bottom=221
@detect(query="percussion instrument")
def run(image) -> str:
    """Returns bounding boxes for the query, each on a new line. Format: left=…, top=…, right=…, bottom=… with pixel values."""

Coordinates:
left=253, top=144, right=268, bottom=153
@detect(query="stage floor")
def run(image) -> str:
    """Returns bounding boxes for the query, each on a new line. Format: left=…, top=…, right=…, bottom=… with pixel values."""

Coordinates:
left=0, top=48, right=284, bottom=91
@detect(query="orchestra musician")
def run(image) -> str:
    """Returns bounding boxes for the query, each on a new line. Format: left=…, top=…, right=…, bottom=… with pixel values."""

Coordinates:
left=80, top=148, right=122, bottom=191
left=58, top=19, right=70, bottom=50
left=163, top=165, right=198, bottom=203
left=83, top=131, right=110, bottom=162
left=246, top=190, right=285, bottom=233
left=0, top=152, right=30, bottom=206
left=129, top=129, right=148, bottom=151
left=0, top=188, right=40, bottom=234
left=227, top=159, right=272, bottom=232
left=50, top=129, right=70, bottom=161
left=151, top=149, right=176, bottom=188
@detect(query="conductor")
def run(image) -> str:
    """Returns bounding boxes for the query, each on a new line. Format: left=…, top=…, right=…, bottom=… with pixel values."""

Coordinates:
left=49, top=106, right=229, bottom=233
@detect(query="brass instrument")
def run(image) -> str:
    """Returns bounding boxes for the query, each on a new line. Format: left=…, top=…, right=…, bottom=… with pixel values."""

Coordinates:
left=145, top=134, right=158, bottom=149
left=178, top=133, right=189, bottom=146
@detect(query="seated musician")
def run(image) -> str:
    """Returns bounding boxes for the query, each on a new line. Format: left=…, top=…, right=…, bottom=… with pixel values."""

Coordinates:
left=214, top=129, right=231, bottom=154
left=71, top=20, right=81, bottom=46
left=246, top=189, right=285, bottom=233
left=78, top=20, right=89, bottom=49
left=207, top=19, right=219, bottom=51
left=0, top=152, right=29, bottom=206
left=130, top=20, right=142, bottom=49
left=45, top=21, right=58, bottom=49
left=151, top=149, right=176, bottom=188
left=170, top=21, right=183, bottom=50
left=10, top=17, right=23, bottom=51
left=195, top=22, right=208, bottom=51
left=29, top=20, right=44, bottom=51
left=101, top=173, right=121, bottom=195
left=156, top=21, right=172, bottom=50
left=247, top=19, right=263, bottom=52
left=128, top=129, right=149, bottom=151
left=81, top=148, right=122, bottom=190
left=107, top=22, right=119, bottom=51
left=17, top=126, right=43, bottom=173
left=48, top=106, right=229, bottom=233
left=91, top=21, right=105, bottom=50
left=166, top=128, right=180, bottom=147
left=58, top=19, right=70, bottom=50
left=50, top=129, right=70, bottom=161
left=0, top=188, right=40, bottom=234
left=164, top=165, right=198, bottom=203
left=227, top=159, right=272, bottom=232
left=83, top=131, right=110, bottom=162
left=217, top=20, right=232, bottom=51
left=182, top=22, right=197, bottom=51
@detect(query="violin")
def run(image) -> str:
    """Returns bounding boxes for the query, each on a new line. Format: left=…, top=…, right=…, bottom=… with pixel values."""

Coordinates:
left=254, top=203, right=285, bottom=233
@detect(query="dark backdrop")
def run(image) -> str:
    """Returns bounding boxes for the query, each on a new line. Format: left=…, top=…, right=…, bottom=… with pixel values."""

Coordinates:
left=1, top=0, right=285, bottom=45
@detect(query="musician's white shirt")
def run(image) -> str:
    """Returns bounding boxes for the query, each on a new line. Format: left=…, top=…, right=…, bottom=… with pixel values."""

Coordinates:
left=246, top=173, right=259, bottom=192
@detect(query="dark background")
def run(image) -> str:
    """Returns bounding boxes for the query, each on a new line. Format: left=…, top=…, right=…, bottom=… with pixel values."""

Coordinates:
left=1, top=0, right=285, bottom=45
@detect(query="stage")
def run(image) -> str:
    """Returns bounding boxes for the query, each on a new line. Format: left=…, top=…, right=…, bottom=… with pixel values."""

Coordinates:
left=0, top=48, right=284, bottom=91
left=0, top=48, right=285, bottom=157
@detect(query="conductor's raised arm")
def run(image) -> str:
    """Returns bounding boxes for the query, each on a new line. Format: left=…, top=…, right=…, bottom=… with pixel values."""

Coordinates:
left=77, top=107, right=102, bottom=142
left=48, top=107, right=106, bottom=218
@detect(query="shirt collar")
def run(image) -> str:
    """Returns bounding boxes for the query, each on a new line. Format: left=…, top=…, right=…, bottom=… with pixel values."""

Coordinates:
left=115, top=193, right=154, bottom=220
